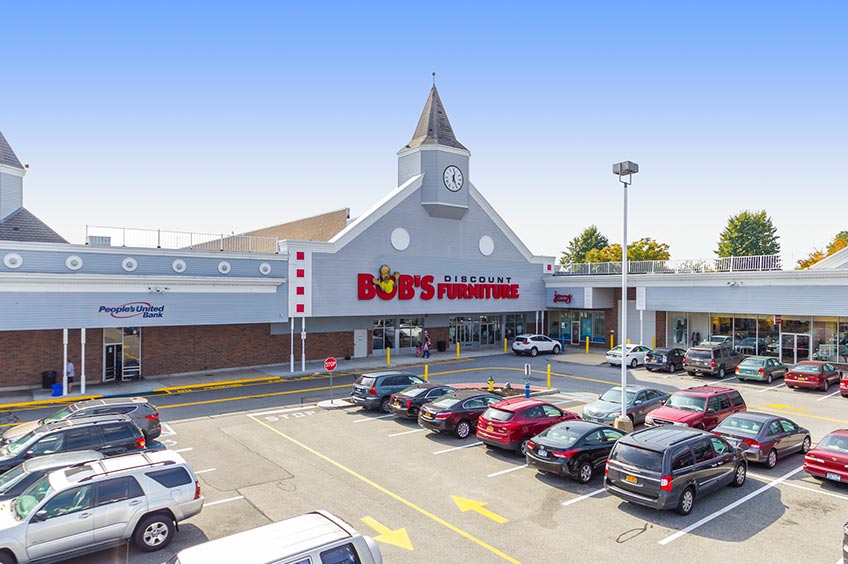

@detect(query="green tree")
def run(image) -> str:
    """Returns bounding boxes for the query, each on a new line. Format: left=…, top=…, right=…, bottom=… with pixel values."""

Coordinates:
left=797, top=231, right=848, bottom=269
left=560, top=225, right=609, bottom=264
left=715, top=210, right=780, bottom=257
left=584, top=238, right=671, bottom=262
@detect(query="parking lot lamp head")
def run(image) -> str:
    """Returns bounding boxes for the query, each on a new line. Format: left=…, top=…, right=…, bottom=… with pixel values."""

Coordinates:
left=612, top=161, right=639, bottom=432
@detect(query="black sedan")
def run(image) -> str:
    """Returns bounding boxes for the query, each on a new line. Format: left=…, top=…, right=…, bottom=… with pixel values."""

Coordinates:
left=712, top=412, right=811, bottom=468
left=418, top=390, right=503, bottom=438
left=388, top=384, right=456, bottom=419
left=645, top=347, right=686, bottom=373
left=525, top=420, right=625, bottom=483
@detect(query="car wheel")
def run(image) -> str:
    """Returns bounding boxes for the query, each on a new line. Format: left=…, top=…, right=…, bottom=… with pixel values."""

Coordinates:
left=519, top=437, right=531, bottom=456
left=134, top=513, right=174, bottom=552
left=687, top=371, right=696, bottom=376
left=630, top=358, right=638, bottom=368
left=718, top=367, right=726, bottom=378
left=767, top=374, right=773, bottom=384
left=822, top=379, right=830, bottom=391
left=530, top=347, right=538, bottom=357
left=576, top=459, right=594, bottom=484
left=455, top=420, right=472, bottom=439
left=553, top=345, right=561, bottom=354
left=514, top=351, right=522, bottom=356
left=731, top=463, right=747, bottom=487
left=676, top=486, right=695, bottom=516
left=379, top=397, right=391, bottom=413
left=0, top=553, right=13, bottom=564
left=646, top=367, right=654, bottom=372
left=766, top=448, right=778, bottom=469
left=669, top=363, right=676, bottom=373
left=787, top=384, right=795, bottom=389
left=801, top=435, right=811, bottom=454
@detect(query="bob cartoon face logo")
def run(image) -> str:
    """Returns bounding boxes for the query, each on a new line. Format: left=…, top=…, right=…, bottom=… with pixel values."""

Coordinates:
left=372, top=264, right=400, bottom=296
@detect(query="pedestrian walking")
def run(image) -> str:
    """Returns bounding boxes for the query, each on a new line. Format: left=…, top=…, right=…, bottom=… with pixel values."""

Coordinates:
left=422, top=331, right=431, bottom=359
left=66, top=360, right=75, bottom=390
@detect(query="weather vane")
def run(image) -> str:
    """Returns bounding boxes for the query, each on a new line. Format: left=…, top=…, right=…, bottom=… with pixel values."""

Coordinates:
left=432, top=71, right=436, bottom=86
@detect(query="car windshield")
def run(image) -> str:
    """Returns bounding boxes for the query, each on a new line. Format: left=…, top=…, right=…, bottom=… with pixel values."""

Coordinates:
left=0, top=463, right=26, bottom=493
left=431, top=397, right=461, bottom=409
left=793, top=364, right=821, bottom=373
left=718, top=416, right=763, bottom=434
left=665, top=394, right=706, bottom=412
left=482, top=407, right=514, bottom=422
left=14, top=474, right=54, bottom=520
left=41, top=405, right=76, bottom=424
left=355, top=376, right=376, bottom=386
left=536, top=425, right=582, bottom=447
left=599, top=389, right=636, bottom=404
left=819, top=434, right=848, bottom=453
left=611, top=444, right=664, bottom=471
left=5, top=429, right=38, bottom=455
left=740, top=359, right=766, bottom=367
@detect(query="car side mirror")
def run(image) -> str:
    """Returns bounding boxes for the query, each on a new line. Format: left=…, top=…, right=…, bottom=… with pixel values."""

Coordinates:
left=634, top=400, right=643, bottom=405
left=32, top=510, right=48, bottom=522
left=24, top=450, right=34, bottom=459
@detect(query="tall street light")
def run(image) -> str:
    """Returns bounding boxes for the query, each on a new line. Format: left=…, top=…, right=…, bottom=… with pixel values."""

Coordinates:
left=612, top=160, right=639, bottom=433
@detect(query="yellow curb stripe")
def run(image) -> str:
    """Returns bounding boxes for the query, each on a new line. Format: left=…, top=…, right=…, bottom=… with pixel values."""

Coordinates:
left=154, top=376, right=282, bottom=392
left=0, top=395, right=103, bottom=410
left=157, top=384, right=353, bottom=409
left=249, top=416, right=523, bottom=564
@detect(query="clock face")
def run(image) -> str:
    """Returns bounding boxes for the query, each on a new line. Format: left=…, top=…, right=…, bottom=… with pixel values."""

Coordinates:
left=443, top=165, right=464, bottom=192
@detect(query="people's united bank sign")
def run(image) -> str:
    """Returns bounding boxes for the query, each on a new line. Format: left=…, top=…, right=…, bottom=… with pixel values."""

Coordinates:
left=98, top=302, right=165, bottom=319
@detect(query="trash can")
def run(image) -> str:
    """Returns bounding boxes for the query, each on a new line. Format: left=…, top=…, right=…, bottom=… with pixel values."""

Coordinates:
left=41, top=370, right=57, bottom=390
left=51, top=383, right=64, bottom=397
left=437, top=340, right=447, bottom=352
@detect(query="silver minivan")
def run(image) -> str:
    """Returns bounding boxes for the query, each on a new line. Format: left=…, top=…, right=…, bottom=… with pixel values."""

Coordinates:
left=165, top=510, right=382, bottom=564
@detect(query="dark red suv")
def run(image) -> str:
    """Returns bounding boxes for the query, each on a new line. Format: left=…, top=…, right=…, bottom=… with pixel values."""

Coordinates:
left=644, top=385, right=746, bottom=430
left=476, top=398, right=580, bottom=455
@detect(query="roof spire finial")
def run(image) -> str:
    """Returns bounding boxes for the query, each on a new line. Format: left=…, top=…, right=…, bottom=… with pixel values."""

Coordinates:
left=432, top=71, right=436, bottom=86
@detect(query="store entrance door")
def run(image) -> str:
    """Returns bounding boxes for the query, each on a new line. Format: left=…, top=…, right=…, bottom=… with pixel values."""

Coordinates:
left=104, top=344, right=122, bottom=383
left=456, top=322, right=477, bottom=348
left=781, top=333, right=810, bottom=365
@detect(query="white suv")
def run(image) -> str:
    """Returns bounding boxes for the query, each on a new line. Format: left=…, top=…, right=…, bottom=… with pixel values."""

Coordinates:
left=0, top=450, right=203, bottom=563
left=512, top=334, right=562, bottom=357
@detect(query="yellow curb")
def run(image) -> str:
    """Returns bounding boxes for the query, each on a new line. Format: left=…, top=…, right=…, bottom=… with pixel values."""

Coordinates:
left=0, top=394, right=103, bottom=410
left=154, top=376, right=282, bottom=393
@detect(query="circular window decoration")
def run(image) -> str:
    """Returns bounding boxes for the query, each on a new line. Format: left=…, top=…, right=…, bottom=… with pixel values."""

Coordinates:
left=172, top=259, right=187, bottom=273
left=121, top=257, right=138, bottom=272
left=479, top=235, right=495, bottom=256
left=259, top=262, right=272, bottom=276
left=218, top=261, right=232, bottom=274
left=65, top=255, right=83, bottom=271
left=3, top=253, right=23, bottom=269
left=390, top=227, right=410, bottom=251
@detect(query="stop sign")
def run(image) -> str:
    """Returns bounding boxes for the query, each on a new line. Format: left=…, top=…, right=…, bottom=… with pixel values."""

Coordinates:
left=324, top=357, right=337, bottom=372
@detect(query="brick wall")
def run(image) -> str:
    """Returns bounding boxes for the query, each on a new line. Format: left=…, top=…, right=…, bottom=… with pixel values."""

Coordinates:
left=0, top=328, right=102, bottom=389
left=655, top=311, right=667, bottom=348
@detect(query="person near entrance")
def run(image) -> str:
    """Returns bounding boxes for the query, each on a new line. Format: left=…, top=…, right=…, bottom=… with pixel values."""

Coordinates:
left=422, top=331, right=431, bottom=358
left=65, top=360, right=75, bottom=390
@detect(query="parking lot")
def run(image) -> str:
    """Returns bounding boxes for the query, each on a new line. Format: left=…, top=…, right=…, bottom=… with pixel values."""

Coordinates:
left=59, top=353, right=848, bottom=564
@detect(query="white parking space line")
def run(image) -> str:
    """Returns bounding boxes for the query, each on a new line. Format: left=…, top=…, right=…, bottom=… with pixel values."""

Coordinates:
left=717, top=375, right=737, bottom=383
left=353, top=414, right=394, bottom=423
left=247, top=406, right=316, bottom=417
left=172, top=447, right=193, bottom=453
left=487, top=464, right=528, bottom=478
left=561, top=488, right=605, bottom=506
left=748, top=472, right=848, bottom=502
left=758, top=383, right=786, bottom=393
left=205, top=496, right=245, bottom=507
left=159, top=423, right=176, bottom=437
left=433, top=442, right=483, bottom=455
left=818, top=390, right=842, bottom=402
left=658, top=466, right=803, bottom=545
left=195, top=468, right=216, bottom=475
left=388, top=428, right=426, bottom=437
left=833, top=558, right=843, bottom=564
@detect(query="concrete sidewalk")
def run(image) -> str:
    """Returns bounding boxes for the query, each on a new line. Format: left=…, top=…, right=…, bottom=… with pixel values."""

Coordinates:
left=0, top=347, right=512, bottom=408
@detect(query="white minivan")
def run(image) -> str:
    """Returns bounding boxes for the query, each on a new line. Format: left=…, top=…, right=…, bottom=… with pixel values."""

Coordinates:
left=165, top=510, right=382, bottom=564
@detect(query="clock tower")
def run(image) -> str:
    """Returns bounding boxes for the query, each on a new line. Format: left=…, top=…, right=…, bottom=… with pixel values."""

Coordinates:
left=398, top=84, right=471, bottom=220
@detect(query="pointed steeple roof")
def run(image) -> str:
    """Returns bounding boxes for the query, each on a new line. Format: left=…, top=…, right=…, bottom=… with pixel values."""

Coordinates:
left=0, top=129, right=24, bottom=170
left=402, top=85, right=468, bottom=152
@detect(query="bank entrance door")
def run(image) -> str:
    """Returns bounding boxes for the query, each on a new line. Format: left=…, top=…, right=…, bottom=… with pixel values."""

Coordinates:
left=104, top=344, right=122, bottom=383
left=780, top=333, right=810, bottom=365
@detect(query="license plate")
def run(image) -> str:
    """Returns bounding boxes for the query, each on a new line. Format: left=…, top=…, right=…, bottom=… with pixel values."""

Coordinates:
left=487, top=425, right=493, bottom=432
left=797, top=377, right=806, bottom=381
left=538, top=448, right=547, bottom=457
left=394, top=400, right=401, bottom=406
left=827, top=472, right=841, bottom=481
left=625, top=475, right=638, bottom=484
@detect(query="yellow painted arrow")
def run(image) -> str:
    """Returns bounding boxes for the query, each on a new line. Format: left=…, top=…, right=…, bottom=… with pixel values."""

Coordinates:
left=764, top=403, right=811, bottom=412
left=360, top=517, right=413, bottom=551
left=451, top=496, right=508, bottom=524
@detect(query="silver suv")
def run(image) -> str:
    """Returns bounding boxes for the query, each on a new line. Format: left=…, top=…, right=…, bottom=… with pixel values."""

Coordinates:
left=0, top=450, right=203, bottom=563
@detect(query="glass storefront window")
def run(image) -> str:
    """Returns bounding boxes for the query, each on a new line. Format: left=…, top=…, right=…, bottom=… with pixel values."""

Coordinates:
left=122, top=328, right=141, bottom=380
left=372, top=318, right=394, bottom=350
left=670, top=314, right=689, bottom=347
left=504, top=315, right=525, bottom=341
left=813, top=317, right=843, bottom=362
left=711, top=316, right=733, bottom=342
left=733, top=316, right=759, bottom=354
left=398, top=318, right=423, bottom=349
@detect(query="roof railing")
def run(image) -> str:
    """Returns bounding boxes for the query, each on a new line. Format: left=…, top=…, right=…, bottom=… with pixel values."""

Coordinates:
left=84, top=225, right=279, bottom=254
left=554, top=254, right=783, bottom=275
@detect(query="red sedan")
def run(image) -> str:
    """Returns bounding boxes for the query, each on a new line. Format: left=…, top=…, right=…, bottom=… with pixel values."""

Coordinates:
left=476, top=397, right=580, bottom=455
left=841, top=373, right=848, bottom=398
left=804, top=429, right=848, bottom=482
left=785, top=361, right=842, bottom=391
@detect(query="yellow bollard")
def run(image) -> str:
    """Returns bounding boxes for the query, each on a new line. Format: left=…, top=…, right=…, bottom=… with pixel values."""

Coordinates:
left=586, top=336, right=589, bottom=354
left=456, top=342, right=460, bottom=359
left=488, top=376, right=495, bottom=392
left=386, top=347, right=390, bottom=366
left=547, top=364, right=551, bottom=389
left=627, top=338, right=631, bottom=345
left=503, top=338, right=508, bottom=353
left=652, top=335, right=656, bottom=349
left=611, top=334, right=614, bottom=349
left=424, top=364, right=429, bottom=382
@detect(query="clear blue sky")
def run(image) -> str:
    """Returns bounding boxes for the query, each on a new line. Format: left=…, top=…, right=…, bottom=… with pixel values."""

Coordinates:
left=3, top=1, right=845, bottom=264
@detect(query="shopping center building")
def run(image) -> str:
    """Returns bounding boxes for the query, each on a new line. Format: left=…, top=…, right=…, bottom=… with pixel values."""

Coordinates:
left=1, top=87, right=847, bottom=390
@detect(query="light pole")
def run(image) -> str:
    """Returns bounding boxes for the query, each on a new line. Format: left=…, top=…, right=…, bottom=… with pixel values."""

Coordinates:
left=612, top=160, right=639, bottom=433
